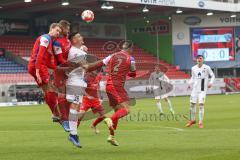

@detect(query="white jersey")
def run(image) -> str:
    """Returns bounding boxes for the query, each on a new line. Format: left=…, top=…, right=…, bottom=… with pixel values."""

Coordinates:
left=149, top=72, right=170, bottom=87
left=149, top=72, right=171, bottom=99
left=67, top=46, right=87, bottom=86
left=189, top=64, right=215, bottom=93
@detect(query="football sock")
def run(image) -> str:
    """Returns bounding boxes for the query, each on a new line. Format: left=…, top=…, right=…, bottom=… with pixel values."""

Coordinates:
left=199, top=104, right=204, bottom=123
left=166, top=99, right=174, bottom=113
left=58, top=97, right=70, bottom=121
left=111, top=108, right=128, bottom=130
left=44, top=91, right=58, bottom=115
left=69, top=108, right=78, bottom=135
left=156, top=101, right=163, bottom=113
left=190, top=103, right=196, bottom=121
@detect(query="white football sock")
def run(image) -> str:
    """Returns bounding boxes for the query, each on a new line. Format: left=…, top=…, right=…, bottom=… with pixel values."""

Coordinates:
left=190, top=103, right=196, bottom=121
left=199, top=104, right=204, bottom=123
left=69, top=108, right=78, bottom=135
left=166, top=99, right=174, bottom=113
left=156, top=101, right=163, bottom=113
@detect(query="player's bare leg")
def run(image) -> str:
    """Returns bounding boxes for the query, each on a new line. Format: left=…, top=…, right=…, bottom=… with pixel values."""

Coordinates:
left=41, top=83, right=60, bottom=121
left=107, top=101, right=130, bottom=146
left=186, top=103, right=197, bottom=127
left=198, top=103, right=204, bottom=128
left=163, top=97, right=175, bottom=115
left=91, top=109, right=106, bottom=134
left=77, top=109, right=86, bottom=128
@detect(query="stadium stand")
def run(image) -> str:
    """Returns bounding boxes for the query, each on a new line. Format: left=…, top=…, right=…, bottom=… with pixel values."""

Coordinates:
left=224, top=77, right=240, bottom=92
left=0, top=56, right=27, bottom=74
left=0, top=36, right=189, bottom=83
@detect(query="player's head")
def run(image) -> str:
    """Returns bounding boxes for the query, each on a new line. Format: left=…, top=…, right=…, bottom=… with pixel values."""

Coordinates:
left=59, top=20, right=70, bottom=37
left=196, top=55, right=204, bottom=65
left=49, top=23, right=61, bottom=38
left=122, top=41, right=133, bottom=54
left=154, top=64, right=160, bottom=73
left=69, top=32, right=84, bottom=47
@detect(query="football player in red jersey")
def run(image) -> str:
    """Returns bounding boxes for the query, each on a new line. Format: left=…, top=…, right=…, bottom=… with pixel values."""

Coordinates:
left=78, top=71, right=106, bottom=134
left=83, top=42, right=136, bottom=146
left=28, top=23, right=61, bottom=118
left=52, top=20, right=72, bottom=130
left=52, top=20, right=89, bottom=131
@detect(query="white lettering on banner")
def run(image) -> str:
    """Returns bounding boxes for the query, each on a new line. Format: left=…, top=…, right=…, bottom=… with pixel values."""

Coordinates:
left=107, top=0, right=238, bottom=12
left=220, top=17, right=240, bottom=24
left=140, top=0, right=175, bottom=5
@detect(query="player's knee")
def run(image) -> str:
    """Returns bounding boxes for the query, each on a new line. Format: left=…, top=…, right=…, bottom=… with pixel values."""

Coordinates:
left=191, top=103, right=196, bottom=108
left=199, top=103, right=204, bottom=108
left=70, top=103, right=79, bottom=110
left=125, top=107, right=130, bottom=114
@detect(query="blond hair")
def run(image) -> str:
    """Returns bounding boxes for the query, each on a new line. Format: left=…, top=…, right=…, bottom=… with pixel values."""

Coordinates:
left=49, top=23, right=61, bottom=30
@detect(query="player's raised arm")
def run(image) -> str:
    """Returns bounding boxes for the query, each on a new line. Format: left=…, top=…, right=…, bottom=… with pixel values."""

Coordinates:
left=83, top=55, right=112, bottom=72
left=208, top=66, right=215, bottom=88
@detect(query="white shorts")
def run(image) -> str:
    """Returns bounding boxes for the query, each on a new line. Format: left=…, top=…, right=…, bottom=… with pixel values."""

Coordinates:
left=66, top=80, right=87, bottom=104
left=155, top=94, right=169, bottom=100
left=66, top=94, right=83, bottom=104
left=190, top=91, right=206, bottom=104
left=154, top=88, right=169, bottom=100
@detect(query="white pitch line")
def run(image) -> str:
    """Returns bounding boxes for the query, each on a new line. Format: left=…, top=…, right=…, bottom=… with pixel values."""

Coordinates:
left=163, top=127, right=185, bottom=132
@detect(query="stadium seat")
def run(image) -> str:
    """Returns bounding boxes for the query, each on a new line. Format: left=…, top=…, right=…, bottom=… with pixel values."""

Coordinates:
left=0, top=36, right=190, bottom=81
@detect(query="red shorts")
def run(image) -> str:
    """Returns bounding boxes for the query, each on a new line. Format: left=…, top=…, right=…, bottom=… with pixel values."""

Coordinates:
left=53, top=69, right=67, bottom=88
left=106, top=84, right=129, bottom=107
left=80, top=96, right=104, bottom=114
left=28, top=65, right=49, bottom=87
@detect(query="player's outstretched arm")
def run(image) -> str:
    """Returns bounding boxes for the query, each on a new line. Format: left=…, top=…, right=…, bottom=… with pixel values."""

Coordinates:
left=83, top=55, right=112, bottom=72
left=83, top=60, right=104, bottom=72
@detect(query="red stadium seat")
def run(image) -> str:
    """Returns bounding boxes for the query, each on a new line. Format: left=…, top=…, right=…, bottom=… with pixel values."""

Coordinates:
left=0, top=36, right=190, bottom=80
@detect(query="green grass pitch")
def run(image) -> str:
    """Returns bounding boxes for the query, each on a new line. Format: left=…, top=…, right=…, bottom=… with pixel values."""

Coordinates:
left=0, top=94, right=240, bottom=160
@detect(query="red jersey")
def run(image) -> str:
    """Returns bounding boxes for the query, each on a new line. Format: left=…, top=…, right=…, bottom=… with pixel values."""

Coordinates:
left=103, top=50, right=136, bottom=86
left=53, top=36, right=71, bottom=65
left=29, top=34, right=55, bottom=69
left=84, top=73, right=102, bottom=99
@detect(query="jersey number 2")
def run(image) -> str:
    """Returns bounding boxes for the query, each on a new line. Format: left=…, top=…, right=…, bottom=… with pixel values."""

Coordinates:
left=113, top=59, right=123, bottom=74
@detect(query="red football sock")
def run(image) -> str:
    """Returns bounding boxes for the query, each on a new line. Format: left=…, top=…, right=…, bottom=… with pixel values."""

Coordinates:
left=44, top=91, right=58, bottom=115
left=58, top=97, right=70, bottom=121
left=92, top=117, right=105, bottom=127
left=111, top=108, right=129, bottom=130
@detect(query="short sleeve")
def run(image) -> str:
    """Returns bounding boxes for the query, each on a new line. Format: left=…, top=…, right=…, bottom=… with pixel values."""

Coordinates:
left=102, top=55, right=112, bottom=65
left=53, top=41, right=63, bottom=55
left=40, top=36, right=50, bottom=48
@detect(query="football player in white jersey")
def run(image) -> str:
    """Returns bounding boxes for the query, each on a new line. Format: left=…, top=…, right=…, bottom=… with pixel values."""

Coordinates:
left=186, top=55, right=215, bottom=128
left=149, top=65, right=175, bottom=115
left=66, top=33, right=87, bottom=147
